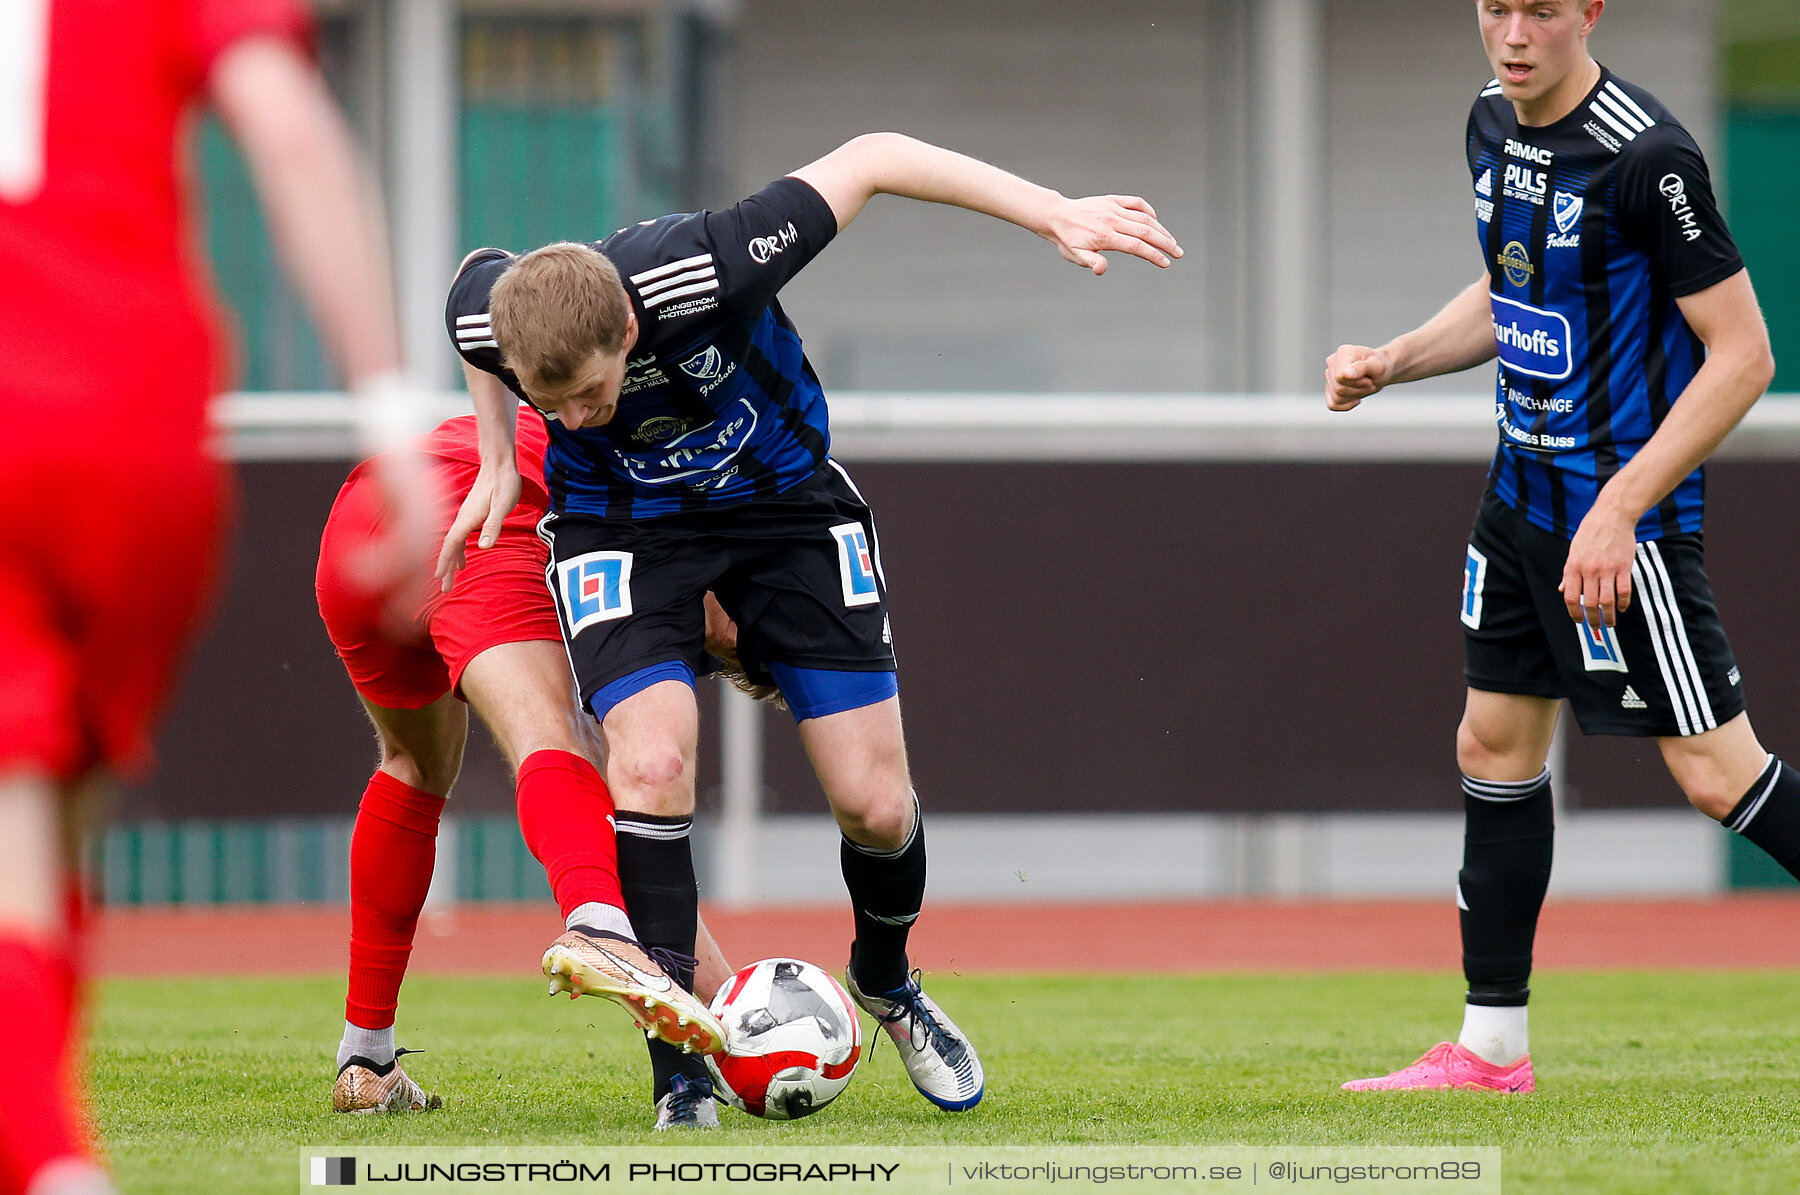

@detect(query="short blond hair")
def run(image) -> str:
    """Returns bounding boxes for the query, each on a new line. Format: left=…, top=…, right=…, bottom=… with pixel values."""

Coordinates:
left=489, top=242, right=631, bottom=389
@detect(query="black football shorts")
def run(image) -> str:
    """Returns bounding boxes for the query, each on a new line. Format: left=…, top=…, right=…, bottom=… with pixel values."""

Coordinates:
left=540, top=460, right=896, bottom=717
left=1461, top=488, right=1744, bottom=737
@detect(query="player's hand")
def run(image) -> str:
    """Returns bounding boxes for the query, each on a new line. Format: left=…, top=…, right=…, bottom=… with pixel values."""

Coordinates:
left=703, top=591, right=742, bottom=663
left=1560, top=506, right=1637, bottom=628
left=1045, top=195, right=1183, bottom=275
left=1325, top=345, right=1393, bottom=411
left=435, top=465, right=522, bottom=592
left=348, top=446, right=446, bottom=596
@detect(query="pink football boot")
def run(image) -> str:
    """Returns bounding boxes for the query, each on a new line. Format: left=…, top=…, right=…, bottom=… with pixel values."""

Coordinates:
left=1341, top=1042, right=1535, bottom=1093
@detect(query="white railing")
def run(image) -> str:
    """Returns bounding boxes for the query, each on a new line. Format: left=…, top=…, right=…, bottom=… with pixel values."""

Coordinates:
left=216, top=390, right=1800, bottom=902
left=214, top=391, right=1800, bottom=464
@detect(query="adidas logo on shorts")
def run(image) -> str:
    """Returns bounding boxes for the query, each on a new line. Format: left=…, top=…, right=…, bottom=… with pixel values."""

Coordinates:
left=1620, top=686, right=1647, bottom=710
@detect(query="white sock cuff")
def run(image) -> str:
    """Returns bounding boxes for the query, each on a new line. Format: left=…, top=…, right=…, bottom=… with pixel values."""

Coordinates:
left=337, top=1022, right=396, bottom=1070
left=566, top=901, right=636, bottom=940
left=1457, top=1001, right=1529, bottom=1066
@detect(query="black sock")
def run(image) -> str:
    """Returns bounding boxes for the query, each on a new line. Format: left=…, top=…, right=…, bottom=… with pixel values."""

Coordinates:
left=841, top=798, right=926, bottom=995
left=1724, top=756, right=1800, bottom=881
left=615, top=812, right=707, bottom=1100
left=1459, top=770, right=1554, bottom=1007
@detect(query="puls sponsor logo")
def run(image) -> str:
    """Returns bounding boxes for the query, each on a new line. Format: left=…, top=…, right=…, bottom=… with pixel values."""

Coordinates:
left=748, top=221, right=800, bottom=264
left=619, top=355, right=667, bottom=396
left=1660, top=173, right=1703, bottom=242
left=1503, top=162, right=1547, bottom=205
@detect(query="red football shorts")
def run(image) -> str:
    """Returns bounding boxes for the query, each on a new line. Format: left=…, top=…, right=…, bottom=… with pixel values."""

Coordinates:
left=0, top=447, right=230, bottom=781
left=315, top=456, right=562, bottom=710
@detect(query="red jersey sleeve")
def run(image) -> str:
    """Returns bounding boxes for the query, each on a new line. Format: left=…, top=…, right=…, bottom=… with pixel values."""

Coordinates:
left=181, top=0, right=314, bottom=85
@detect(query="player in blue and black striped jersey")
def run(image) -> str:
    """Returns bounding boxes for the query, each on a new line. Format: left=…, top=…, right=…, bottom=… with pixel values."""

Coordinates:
left=436, top=132, right=1181, bottom=1124
left=1327, top=0, right=1796, bottom=1093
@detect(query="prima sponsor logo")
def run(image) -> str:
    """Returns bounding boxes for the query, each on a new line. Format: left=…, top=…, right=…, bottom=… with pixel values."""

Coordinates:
left=1660, top=173, right=1703, bottom=242
left=1729, top=666, right=1742, bottom=686
left=1490, top=293, right=1573, bottom=381
left=748, top=221, right=800, bottom=264
left=1503, top=162, right=1547, bottom=205
left=1497, top=241, right=1534, bottom=286
left=1504, top=138, right=1553, bottom=165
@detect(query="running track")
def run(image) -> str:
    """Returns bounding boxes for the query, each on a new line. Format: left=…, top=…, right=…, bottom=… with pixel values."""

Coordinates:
left=91, top=897, right=1800, bottom=977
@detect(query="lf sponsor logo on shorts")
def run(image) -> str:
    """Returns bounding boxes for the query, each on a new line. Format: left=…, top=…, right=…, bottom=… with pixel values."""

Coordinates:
left=831, top=522, right=881, bottom=608
left=1577, top=618, right=1628, bottom=673
left=1462, top=546, right=1488, bottom=629
left=557, top=551, right=634, bottom=636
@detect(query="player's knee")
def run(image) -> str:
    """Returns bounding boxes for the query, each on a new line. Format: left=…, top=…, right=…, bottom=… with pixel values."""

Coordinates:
left=1675, top=774, right=1737, bottom=822
left=1455, top=718, right=1512, bottom=777
left=607, top=743, right=692, bottom=809
left=832, top=786, right=913, bottom=849
left=379, top=744, right=461, bottom=797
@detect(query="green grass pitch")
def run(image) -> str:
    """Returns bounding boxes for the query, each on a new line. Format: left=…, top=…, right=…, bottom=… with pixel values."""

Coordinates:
left=91, top=970, right=1800, bottom=1193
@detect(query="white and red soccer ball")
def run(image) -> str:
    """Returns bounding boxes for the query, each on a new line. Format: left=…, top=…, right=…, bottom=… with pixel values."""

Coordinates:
left=704, top=958, right=862, bottom=1119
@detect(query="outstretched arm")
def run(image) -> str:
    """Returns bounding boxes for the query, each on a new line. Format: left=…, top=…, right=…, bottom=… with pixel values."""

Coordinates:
left=787, top=132, right=1181, bottom=275
left=1324, top=275, right=1497, bottom=411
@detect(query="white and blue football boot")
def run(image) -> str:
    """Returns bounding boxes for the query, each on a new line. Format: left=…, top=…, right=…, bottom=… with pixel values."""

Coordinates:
left=845, top=968, right=983, bottom=1111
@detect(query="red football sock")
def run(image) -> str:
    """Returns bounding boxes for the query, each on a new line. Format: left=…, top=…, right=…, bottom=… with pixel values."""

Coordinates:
left=0, top=934, right=84, bottom=1192
left=515, top=749, right=625, bottom=920
left=344, top=771, right=445, bottom=1031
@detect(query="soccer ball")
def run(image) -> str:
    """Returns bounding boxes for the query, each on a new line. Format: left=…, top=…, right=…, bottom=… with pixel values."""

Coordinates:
left=704, top=958, right=863, bottom=1119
